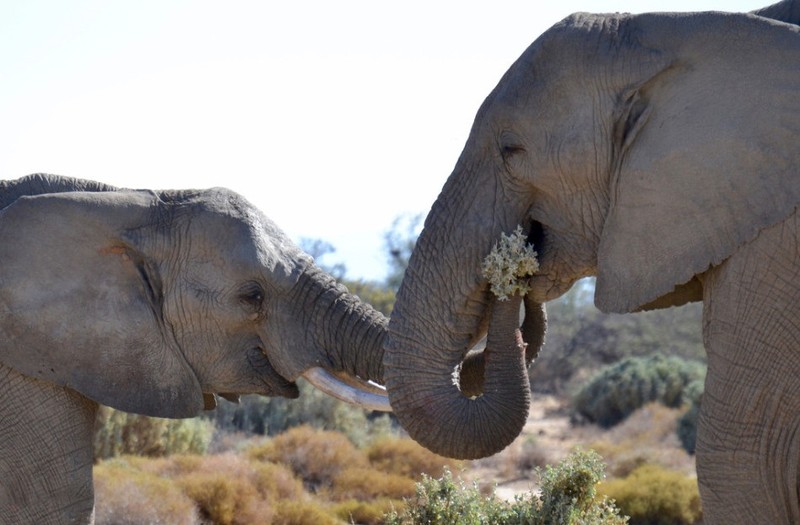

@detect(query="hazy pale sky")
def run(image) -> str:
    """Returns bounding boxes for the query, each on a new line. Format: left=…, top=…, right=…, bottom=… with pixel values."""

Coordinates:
left=1, top=0, right=768, bottom=280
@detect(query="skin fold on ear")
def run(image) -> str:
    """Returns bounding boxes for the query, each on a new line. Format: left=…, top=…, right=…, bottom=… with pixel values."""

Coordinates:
left=0, top=191, right=204, bottom=417
left=596, top=12, right=800, bottom=313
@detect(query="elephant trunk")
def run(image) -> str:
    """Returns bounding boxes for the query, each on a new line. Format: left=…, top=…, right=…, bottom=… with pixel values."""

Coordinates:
left=386, top=293, right=531, bottom=459
left=291, top=265, right=390, bottom=410
left=458, top=296, right=546, bottom=397
left=384, top=192, right=545, bottom=456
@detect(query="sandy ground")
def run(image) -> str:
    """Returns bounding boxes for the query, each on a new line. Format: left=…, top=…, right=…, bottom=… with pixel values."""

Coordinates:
left=464, top=393, right=697, bottom=501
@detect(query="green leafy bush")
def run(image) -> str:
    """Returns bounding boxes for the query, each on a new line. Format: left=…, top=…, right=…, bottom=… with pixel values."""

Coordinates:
left=94, top=406, right=214, bottom=460
left=573, top=356, right=706, bottom=427
left=386, top=450, right=628, bottom=525
left=385, top=468, right=503, bottom=525
left=599, top=464, right=702, bottom=525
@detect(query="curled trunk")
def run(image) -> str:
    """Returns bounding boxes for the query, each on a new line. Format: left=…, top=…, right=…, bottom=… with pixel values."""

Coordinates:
left=385, top=294, right=533, bottom=459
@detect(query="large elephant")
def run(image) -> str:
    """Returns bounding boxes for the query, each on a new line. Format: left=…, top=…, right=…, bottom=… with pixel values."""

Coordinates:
left=383, top=1, right=800, bottom=523
left=0, top=174, right=390, bottom=524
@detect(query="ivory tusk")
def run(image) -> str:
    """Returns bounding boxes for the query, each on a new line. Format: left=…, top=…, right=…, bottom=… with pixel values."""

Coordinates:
left=302, top=367, right=392, bottom=412
left=327, top=369, right=388, bottom=397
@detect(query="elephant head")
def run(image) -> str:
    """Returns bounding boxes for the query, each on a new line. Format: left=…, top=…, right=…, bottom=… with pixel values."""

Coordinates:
left=0, top=174, right=388, bottom=523
left=0, top=174, right=389, bottom=415
left=383, top=7, right=800, bottom=459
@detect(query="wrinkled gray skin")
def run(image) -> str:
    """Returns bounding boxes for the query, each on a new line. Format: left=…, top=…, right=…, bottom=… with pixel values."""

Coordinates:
left=383, top=1, right=800, bottom=523
left=0, top=174, right=387, bottom=524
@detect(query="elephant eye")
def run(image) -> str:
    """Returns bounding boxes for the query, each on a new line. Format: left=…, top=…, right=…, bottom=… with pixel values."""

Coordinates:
left=238, top=282, right=265, bottom=313
left=501, top=144, right=526, bottom=160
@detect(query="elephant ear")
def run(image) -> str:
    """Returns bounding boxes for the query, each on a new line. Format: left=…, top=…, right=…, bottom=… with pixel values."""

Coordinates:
left=0, top=190, right=204, bottom=417
left=596, top=12, right=800, bottom=313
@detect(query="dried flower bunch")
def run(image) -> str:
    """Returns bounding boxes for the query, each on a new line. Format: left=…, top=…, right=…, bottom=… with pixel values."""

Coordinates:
left=481, top=226, right=539, bottom=301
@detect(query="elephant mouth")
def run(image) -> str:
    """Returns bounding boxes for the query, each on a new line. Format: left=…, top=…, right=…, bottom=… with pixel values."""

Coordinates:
left=201, top=348, right=299, bottom=410
left=248, top=346, right=301, bottom=398
left=527, top=219, right=545, bottom=251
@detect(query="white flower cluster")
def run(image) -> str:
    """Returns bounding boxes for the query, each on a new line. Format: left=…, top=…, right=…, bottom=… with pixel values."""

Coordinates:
left=481, top=225, right=539, bottom=301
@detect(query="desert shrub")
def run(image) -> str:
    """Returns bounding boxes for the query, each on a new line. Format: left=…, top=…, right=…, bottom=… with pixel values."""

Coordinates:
left=534, top=449, right=623, bottom=524
left=178, top=472, right=273, bottom=525
left=386, top=450, right=627, bottom=525
left=247, top=425, right=368, bottom=490
left=334, top=498, right=402, bottom=525
left=95, top=453, right=308, bottom=525
left=573, top=355, right=706, bottom=427
left=94, top=406, right=214, bottom=460
left=599, top=464, right=702, bottom=525
left=587, top=403, right=694, bottom=477
left=676, top=380, right=703, bottom=455
left=366, top=436, right=461, bottom=479
left=130, top=453, right=204, bottom=478
left=330, top=466, right=415, bottom=501
left=385, top=468, right=503, bottom=525
left=250, top=461, right=307, bottom=501
left=94, top=461, right=199, bottom=525
left=272, top=500, right=341, bottom=525
left=471, top=435, right=552, bottom=482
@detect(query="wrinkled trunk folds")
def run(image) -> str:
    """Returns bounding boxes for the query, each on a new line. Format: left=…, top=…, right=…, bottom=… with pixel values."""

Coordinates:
left=458, top=296, right=545, bottom=397
left=293, top=267, right=390, bottom=410
left=385, top=294, right=532, bottom=459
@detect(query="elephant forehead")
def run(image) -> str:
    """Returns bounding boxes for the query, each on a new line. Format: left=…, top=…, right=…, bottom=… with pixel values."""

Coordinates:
left=182, top=204, right=303, bottom=283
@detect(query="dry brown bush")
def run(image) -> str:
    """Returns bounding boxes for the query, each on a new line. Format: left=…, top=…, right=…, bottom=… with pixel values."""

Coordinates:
left=366, top=436, right=461, bottom=479
left=329, top=466, right=415, bottom=501
left=586, top=403, right=696, bottom=477
left=178, top=472, right=271, bottom=525
left=599, top=464, right=702, bottom=524
left=247, top=425, right=368, bottom=490
left=271, top=500, right=341, bottom=525
left=94, top=461, right=199, bottom=525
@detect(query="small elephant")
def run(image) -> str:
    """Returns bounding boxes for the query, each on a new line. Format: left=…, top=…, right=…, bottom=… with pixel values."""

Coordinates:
left=0, top=174, right=389, bottom=524
left=382, top=1, right=800, bottom=523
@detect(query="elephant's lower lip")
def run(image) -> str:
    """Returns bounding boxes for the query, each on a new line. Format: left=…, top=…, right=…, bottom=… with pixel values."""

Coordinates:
left=248, top=347, right=300, bottom=398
